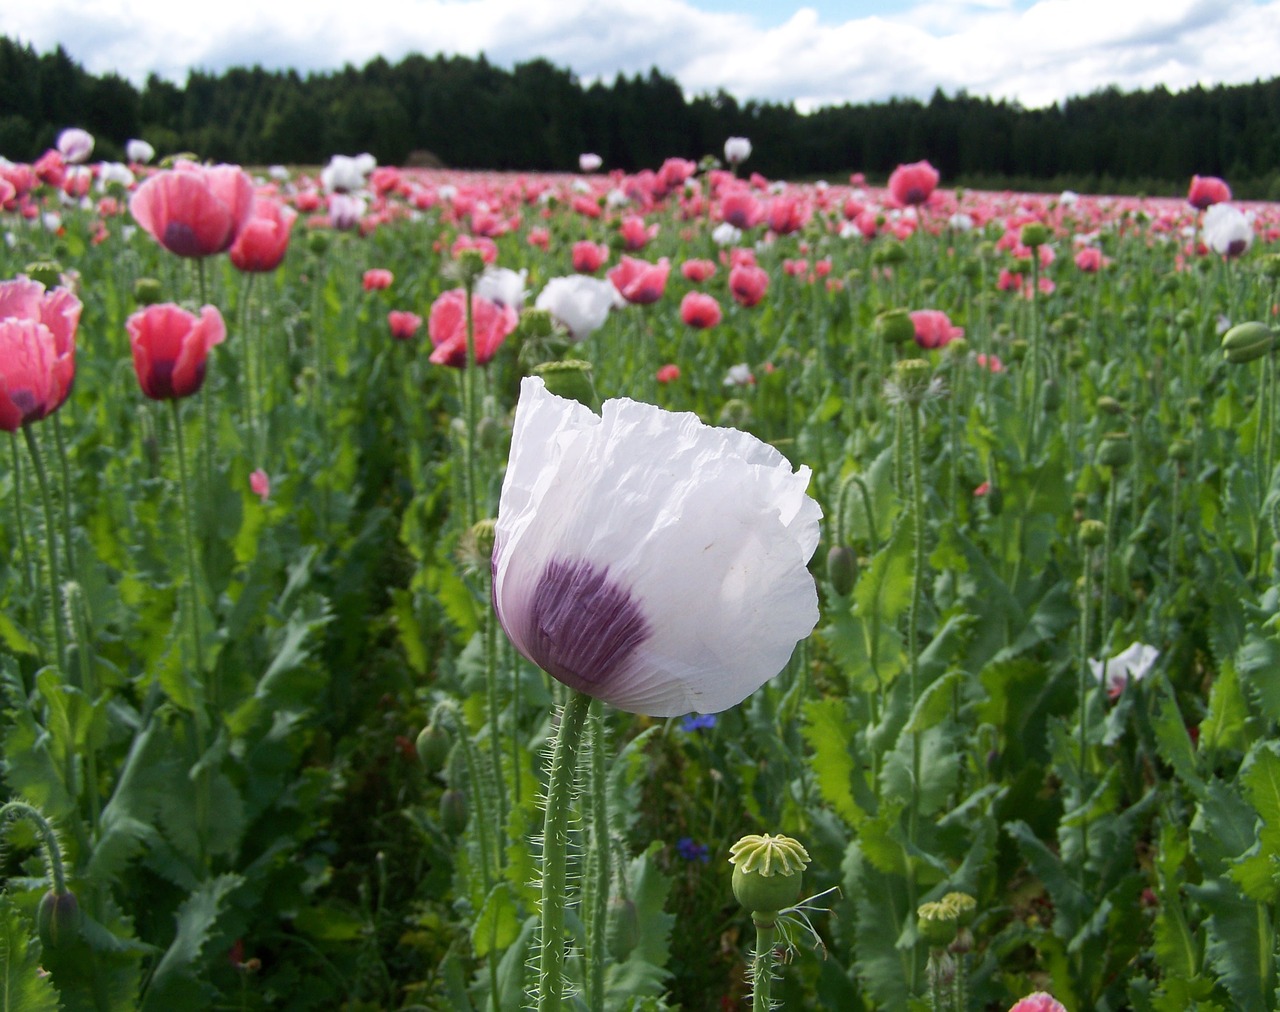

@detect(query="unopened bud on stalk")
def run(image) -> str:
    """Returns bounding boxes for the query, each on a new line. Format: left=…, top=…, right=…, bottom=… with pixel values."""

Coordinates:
left=414, top=724, right=451, bottom=772
left=518, top=307, right=555, bottom=340
left=1096, top=395, right=1126, bottom=416
left=827, top=545, right=857, bottom=596
left=37, top=888, right=82, bottom=951
left=307, top=231, right=330, bottom=256
left=1221, top=321, right=1276, bottom=364
left=1041, top=378, right=1062, bottom=413
left=440, top=789, right=468, bottom=835
left=133, top=277, right=164, bottom=306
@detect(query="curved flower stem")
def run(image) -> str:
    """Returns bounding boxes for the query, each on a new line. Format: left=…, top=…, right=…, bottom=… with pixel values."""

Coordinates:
left=751, top=913, right=778, bottom=1012
left=0, top=800, right=67, bottom=894
left=538, top=690, right=592, bottom=1012
left=23, top=424, right=65, bottom=671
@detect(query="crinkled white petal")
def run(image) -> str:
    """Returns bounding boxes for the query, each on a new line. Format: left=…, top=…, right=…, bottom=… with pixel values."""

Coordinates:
left=493, top=377, right=820, bottom=716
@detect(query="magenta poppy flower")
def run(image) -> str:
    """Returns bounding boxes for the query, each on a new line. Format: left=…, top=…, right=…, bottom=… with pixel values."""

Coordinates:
left=229, top=198, right=297, bottom=273
left=888, top=160, right=940, bottom=207
left=427, top=288, right=517, bottom=368
left=387, top=310, right=423, bottom=341
left=680, top=292, right=722, bottom=329
left=766, top=195, right=810, bottom=235
left=619, top=215, right=657, bottom=250
left=0, top=278, right=81, bottom=431
left=1187, top=174, right=1231, bottom=210
left=1007, top=992, right=1067, bottom=1012
left=129, top=161, right=255, bottom=258
left=681, top=259, right=716, bottom=283
left=909, top=309, right=963, bottom=350
left=249, top=468, right=270, bottom=502
left=729, top=263, right=769, bottom=308
left=1074, top=247, right=1108, bottom=273
left=608, top=256, right=670, bottom=305
left=362, top=269, right=394, bottom=292
left=720, top=189, right=763, bottom=230
left=656, top=363, right=680, bottom=384
left=126, top=303, right=227, bottom=400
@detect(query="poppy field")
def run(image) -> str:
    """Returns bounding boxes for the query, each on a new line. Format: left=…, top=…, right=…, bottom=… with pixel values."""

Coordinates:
left=3, top=142, right=1280, bottom=1012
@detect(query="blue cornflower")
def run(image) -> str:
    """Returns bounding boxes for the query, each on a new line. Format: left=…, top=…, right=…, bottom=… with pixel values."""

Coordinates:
left=679, top=713, right=717, bottom=733
left=676, top=837, right=710, bottom=863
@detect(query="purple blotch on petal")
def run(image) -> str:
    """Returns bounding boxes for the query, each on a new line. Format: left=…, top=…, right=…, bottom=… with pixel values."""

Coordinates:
left=522, top=557, right=650, bottom=693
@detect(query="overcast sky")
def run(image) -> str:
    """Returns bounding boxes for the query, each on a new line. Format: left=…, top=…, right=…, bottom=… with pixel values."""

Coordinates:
left=9, top=0, right=1278, bottom=112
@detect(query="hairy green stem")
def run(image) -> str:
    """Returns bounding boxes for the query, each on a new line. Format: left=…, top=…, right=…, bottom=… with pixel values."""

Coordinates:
left=751, top=914, right=777, bottom=1012
left=23, top=424, right=65, bottom=670
left=538, top=690, right=592, bottom=1012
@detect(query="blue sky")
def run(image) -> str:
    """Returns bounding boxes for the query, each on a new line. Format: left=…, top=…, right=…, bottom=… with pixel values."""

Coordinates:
left=7, top=0, right=1278, bottom=114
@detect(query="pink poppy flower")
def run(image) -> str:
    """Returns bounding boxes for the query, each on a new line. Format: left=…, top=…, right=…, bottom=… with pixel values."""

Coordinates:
left=681, top=259, right=716, bottom=283
left=608, top=256, right=671, bottom=305
left=973, top=481, right=991, bottom=496
left=129, top=161, right=255, bottom=258
left=1074, top=247, right=1107, bottom=273
left=720, top=189, right=763, bottom=229
left=656, top=363, right=680, bottom=384
left=729, top=263, right=769, bottom=307
left=975, top=353, right=1005, bottom=373
left=680, top=292, right=722, bottom=329
left=573, top=241, right=609, bottom=274
left=1187, top=174, right=1230, bottom=210
left=1008, top=992, right=1067, bottom=1012
left=0, top=278, right=81, bottom=431
left=427, top=288, right=517, bottom=368
left=363, top=269, right=394, bottom=292
left=229, top=198, right=297, bottom=273
left=127, top=304, right=227, bottom=400
left=619, top=214, right=658, bottom=250
left=766, top=194, right=809, bottom=235
left=910, top=309, right=963, bottom=350
left=888, top=160, right=940, bottom=207
left=249, top=469, right=270, bottom=502
left=527, top=227, right=550, bottom=250
left=388, top=310, right=423, bottom=341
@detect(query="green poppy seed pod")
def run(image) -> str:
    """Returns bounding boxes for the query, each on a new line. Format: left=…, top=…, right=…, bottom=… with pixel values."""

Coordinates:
left=718, top=398, right=752, bottom=429
left=133, top=276, right=164, bottom=306
left=1072, top=492, right=1088, bottom=510
left=985, top=486, right=1004, bottom=516
left=1260, top=253, right=1280, bottom=279
left=454, top=248, right=488, bottom=285
left=917, top=900, right=959, bottom=948
left=941, top=892, right=977, bottom=928
left=1009, top=339, right=1029, bottom=362
left=519, top=307, right=555, bottom=340
left=533, top=359, right=598, bottom=409
left=606, top=897, right=640, bottom=961
left=873, top=240, right=907, bottom=265
left=1041, top=378, right=1062, bottom=413
left=24, top=261, right=64, bottom=289
left=827, top=545, right=858, bottom=596
left=919, top=277, right=937, bottom=296
left=1019, top=222, right=1050, bottom=248
left=1097, top=432, right=1132, bottom=468
left=1006, top=258, right=1030, bottom=276
left=1067, top=348, right=1086, bottom=370
left=960, top=257, right=982, bottom=280
left=1175, top=309, right=1196, bottom=330
left=414, top=723, right=451, bottom=773
left=440, top=788, right=468, bottom=835
left=307, top=231, right=330, bottom=256
left=37, top=889, right=82, bottom=951
left=1221, top=321, right=1276, bottom=364
left=875, top=308, right=915, bottom=346
left=729, top=833, right=809, bottom=917
left=1096, top=395, right=1126, bottom=416
left=1080, top=519, right=1107, bottom=548
left=944, top=337, right=968, bottom=358
left=1169, top=439, right=1193, bottom=462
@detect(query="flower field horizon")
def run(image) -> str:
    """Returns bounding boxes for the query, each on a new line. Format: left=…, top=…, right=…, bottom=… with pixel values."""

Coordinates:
left=3, top=139, right=1280, bottom=1010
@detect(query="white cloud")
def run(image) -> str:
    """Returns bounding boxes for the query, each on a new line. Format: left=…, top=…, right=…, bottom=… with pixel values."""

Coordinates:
left=6, top=0, right=1279, bottom=111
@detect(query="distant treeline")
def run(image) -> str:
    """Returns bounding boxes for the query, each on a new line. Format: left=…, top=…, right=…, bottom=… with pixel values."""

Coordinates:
left=3, top=35, right=1280, bottom=198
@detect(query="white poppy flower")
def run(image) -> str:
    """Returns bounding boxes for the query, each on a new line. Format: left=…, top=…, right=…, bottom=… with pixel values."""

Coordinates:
left=579, top=153, right=603, bottom=173
left=724, top=137, right=752, bottom=165
left=1203, top=203, right=1253, bottom=257
left=476, top=267, right=528, bottom=311
left=493, top=377, right=821, bottom=716
left=126, top=139, right=155, bottom=164
left=535, top=276, right=617, bottom=342
left=1089, top=642, right=1159, bottom=698
left=56, top=128, right=94, bottom=164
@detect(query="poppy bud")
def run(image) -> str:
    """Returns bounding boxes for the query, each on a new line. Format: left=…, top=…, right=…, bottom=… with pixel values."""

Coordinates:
left=1221, top=321, right=1276, bottom=364
left=1096, top=395, right=1126, bottom=415
left=440, top=789, right=468, bottom=835
left=1041, top=379, right=1062, bottom=413
left=827, top=545, right=857, bottom=596
left=37, top=888, right=82, bottom=951
left=606, top=897, right=640, bottom=960
left=414, top=724, right=451, bottom=773
left=133, top=277, right=164, bottom=306
left=307, top=232, right=330, bottom=256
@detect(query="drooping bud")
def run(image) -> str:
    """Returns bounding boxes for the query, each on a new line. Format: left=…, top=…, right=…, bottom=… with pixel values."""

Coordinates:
left=440, top=789, right=468, bottom=835
left=414, top=724, right=451, bottom=773
left=1041, top=378, right=1062, bottom=413
left=37, top=888, right=82, bottom=951
left=827, top=545, right=858, bottom=596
